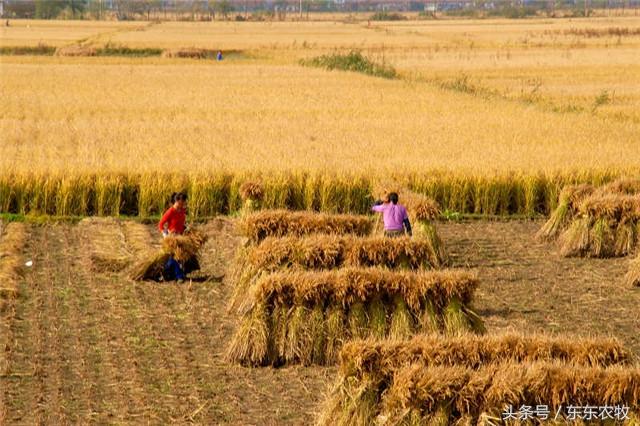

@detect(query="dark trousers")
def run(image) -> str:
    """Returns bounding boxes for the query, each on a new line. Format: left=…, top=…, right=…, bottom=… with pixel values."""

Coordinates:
left=165, top=257, right=185, bottom=281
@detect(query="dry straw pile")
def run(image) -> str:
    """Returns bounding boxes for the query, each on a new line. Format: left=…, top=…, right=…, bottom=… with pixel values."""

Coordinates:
left=538, top=179, right=640, bottom=258
left=0, top=222, right=27, bottom=311
left=239, top=210, right=373, bottom=243
left=230, top=235, right=446, bottom=310
left=226, top=268, right=483, bottom=367
left=130, top=228, right=208, bottom=281
left=317, top=333, right=637, bottom=426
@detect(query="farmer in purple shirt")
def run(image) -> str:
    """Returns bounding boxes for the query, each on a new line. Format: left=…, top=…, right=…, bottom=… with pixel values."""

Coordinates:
left=371, top=192, right=412, bottom=237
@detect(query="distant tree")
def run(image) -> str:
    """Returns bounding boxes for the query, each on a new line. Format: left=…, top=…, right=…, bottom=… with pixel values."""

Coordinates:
left=215, top=0, right=234, bottom=19
left=67, top=0, right=87, bottom=18
left=35, top=0, right=65, bottom=19
left=275, top=0, right=287, bottom=20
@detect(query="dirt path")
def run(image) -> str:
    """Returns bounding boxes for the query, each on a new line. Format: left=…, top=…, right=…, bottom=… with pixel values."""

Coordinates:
left=1, top=218, right=639, bottom=425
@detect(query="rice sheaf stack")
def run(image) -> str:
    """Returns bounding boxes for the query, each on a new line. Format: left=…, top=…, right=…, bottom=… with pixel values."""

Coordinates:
left=226, top=268, right=484, bottom=367
left=317, top=333, right=637, bottom=426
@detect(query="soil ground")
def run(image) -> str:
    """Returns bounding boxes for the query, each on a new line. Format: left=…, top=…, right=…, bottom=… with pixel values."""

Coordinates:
left=1, top=218, right=639, bottom=425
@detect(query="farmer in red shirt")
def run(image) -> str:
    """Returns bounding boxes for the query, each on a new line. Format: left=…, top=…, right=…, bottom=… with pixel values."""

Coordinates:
left=158, top=192, right=188, bottom=282
left=372, top=192, right=412, bottom=237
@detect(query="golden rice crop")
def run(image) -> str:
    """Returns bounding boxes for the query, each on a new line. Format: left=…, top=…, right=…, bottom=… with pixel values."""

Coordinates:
left=226, top=268, right=482, bottom=366
left=380, top=362, right=640, bottom=424
left=239, top=210, right=374, bottom=243
left=3, top=31, right=640, bottom=219
left=129, top=227, right=207, bottom=281
left=317, top=333, right=635, bottom=426
left=0, top=222, right=28, bottom=310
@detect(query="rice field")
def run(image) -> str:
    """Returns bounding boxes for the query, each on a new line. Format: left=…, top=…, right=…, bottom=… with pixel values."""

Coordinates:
left=2, top=15, right=640, bottom=425
left=1, top=17, right=640, bottom=216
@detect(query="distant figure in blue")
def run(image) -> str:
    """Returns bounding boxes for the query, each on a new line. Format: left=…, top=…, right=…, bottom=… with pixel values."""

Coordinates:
left=216, top=50, right=223, bottom=61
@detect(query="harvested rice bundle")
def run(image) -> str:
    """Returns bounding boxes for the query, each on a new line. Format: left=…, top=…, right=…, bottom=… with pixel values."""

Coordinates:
left=537, top=184, right=594, bottom=241
left=600, top=178, right=640, bottom=196
left=240, top=210, right=373, bottom=243
left=229, top=235, right=445, bottom=311
left=539, top=179, right=640, bottom=242
left=317, top=333, right=633, bottom=426
left=559, top=194, right=640, bottom=257
left=381, top=361, right=640, bottom=424
left=0, top=222, right=28, bottom=308
left=226, top=268, right=482, bottom=366
left=403, top=191, right=441, bottom=222
left=625, top=253, right=640, bottom=287
left=129, top=228, right=208, bottom=281
left=339, top=333, right=631, bottom=379
left=239, top=181, right=265, bottom=213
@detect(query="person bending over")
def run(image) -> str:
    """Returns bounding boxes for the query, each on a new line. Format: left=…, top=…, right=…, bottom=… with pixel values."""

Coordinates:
left=158, top=192, right=188, bottom=282
left=372, top=192, right=412, bottom=237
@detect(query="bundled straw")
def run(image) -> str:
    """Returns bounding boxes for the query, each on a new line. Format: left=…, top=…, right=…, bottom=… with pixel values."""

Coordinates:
left=537, top=183, right=595, bottom=240
left=240, top=181, right=265, bottom=202
left=239, top=181, right=265, bottom=214
left=129, top=228, right=208, bottom=281
left=403, top=191, right=441, bottom=222
left=317, top=333, right=634, bottom=426
left=559, top=194, right=640, bottom=257
left=381, top=362, right=640, bottom=424
left=339, top=333, right=631, bottom=378
left=0, top=222, right=27, bottom=309
left=539, top=178, right=640, bottom=242
left=226, top=268, right=483, bottom=367
left=240, top=210, right=373, bottom=243
left=229, top=235, right=446, bottom=310
left=625, top=253, right=640, bottom=287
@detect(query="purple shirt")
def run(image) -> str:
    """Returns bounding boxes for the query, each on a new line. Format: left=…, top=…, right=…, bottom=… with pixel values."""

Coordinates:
left=372, top=203, right=408, bottom=231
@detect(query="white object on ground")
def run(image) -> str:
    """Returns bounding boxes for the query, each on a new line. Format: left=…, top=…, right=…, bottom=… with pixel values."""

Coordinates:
left=25, top=260, right=33, bottom=267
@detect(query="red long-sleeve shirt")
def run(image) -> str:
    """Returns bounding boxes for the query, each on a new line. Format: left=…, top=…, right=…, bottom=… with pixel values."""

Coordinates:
left=158, top=206, right=186, bottom=235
